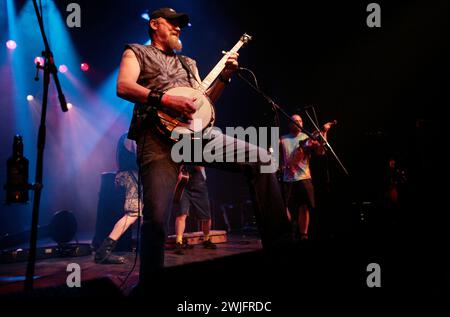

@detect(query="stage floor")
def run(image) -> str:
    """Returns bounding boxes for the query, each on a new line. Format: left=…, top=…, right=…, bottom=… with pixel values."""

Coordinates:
left=0, top=233, right=262, bottom=296
left=1, top=227, right=448, bottom=305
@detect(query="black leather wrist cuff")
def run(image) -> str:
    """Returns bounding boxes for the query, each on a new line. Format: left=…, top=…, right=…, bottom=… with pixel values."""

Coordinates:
left=218, top=74, right=231, bottom=84
left=147, top=91, right=164, bottom=108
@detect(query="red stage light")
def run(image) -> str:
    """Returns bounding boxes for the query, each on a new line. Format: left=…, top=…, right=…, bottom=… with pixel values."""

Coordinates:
left=80, top=63, right=89, bottom=71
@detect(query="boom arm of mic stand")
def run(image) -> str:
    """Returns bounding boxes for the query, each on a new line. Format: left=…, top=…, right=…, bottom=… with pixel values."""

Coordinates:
left=47, top=53, right=68, bottom=112
left=236, top=72, right=316, bottom=138
left=33, top=0, right=67, bottom=113
left=303, top=110, right=349, bottom=176
left=237, top=70, right=348, bottom=175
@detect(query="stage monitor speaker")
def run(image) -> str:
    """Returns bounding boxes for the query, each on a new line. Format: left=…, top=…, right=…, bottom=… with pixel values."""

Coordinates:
left=0, top=210, right=78, bottom=250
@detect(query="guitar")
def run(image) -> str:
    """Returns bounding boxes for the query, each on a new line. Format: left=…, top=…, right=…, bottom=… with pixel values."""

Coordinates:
left=155, top=33, right=252, bottom=141
left=173, top=166, right=190, bottom=203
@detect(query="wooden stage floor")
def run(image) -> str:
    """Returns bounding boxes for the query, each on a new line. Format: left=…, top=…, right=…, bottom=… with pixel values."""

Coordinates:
left=0, top=233, right=262, bottom=296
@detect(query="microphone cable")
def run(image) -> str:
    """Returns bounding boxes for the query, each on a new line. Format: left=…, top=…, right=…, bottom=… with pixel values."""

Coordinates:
left=237, top=67, right=259, bottom=90
left=118, top=134, right=146, bottom=292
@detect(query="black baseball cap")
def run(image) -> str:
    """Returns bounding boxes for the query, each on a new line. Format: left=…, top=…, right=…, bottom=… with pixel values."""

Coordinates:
left=150, top=7, right=189, bottom=28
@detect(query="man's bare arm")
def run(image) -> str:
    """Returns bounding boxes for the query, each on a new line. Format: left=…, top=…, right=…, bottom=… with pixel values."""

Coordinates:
left=206, top=53, right=239, bottom=104
left=117, top=49, right=196, bottom=118
left=116, top=49, right=150, bottom=104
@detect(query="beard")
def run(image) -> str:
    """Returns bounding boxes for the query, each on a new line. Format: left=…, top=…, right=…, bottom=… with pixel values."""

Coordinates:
left=168, top=35, right=182, bottom=51
left=290, top=126, right=301, bottom=135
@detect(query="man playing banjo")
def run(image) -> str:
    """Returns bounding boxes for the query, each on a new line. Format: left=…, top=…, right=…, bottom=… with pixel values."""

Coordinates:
left=116, top=7, right=290, bottom=290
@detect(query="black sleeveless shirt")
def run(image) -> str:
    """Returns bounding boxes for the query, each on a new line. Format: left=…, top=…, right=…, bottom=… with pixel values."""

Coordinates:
left=125, top=44, right=198, bottom=166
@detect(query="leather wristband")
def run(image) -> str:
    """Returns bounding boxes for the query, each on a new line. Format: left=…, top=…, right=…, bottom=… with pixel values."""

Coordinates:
left=147, top=91, right=164, bottom=108
left=218, top=74, right=231, bottom=85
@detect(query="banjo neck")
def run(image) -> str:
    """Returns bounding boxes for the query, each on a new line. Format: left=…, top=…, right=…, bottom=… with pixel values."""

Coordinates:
left=155, top=34, right=252, bottom=140
left=198, top=33, right=252, bottom=93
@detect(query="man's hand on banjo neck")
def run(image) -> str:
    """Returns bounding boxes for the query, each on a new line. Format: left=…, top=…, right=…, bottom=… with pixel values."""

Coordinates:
left=160, top=52, right=239, bottom=121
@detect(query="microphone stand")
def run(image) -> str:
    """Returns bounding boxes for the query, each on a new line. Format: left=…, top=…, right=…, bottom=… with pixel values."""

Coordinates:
left=237, top=70, right=314, bottom=138
left=237, top=69, right=348, bottom=176
left=303, top=109, right=349, bottom=176
left=25, top=0, right=68, bottom=292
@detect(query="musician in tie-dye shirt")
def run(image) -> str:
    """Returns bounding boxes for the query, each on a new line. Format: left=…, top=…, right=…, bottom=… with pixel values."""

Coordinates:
left=280, top=114, right=328, bottom=241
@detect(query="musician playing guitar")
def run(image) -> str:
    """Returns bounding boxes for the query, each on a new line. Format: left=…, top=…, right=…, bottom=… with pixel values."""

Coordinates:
left=116, top=7, right=291, bottom=290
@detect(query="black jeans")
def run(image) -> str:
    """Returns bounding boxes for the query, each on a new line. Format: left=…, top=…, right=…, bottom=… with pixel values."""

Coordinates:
left=138, top=132, right=291, bottom=284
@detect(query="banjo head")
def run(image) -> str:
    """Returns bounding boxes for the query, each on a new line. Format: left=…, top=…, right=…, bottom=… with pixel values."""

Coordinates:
left=160, top=86, right=215, bottom=138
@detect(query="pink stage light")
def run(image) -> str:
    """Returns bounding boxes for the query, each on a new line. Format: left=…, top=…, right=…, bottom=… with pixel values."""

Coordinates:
left=80, top=63, right=89, bottom=72
left=34, top=56, right=44, bottom=65
left=59, top=65, right=68, bottom=73
left=6, top=40, right=17, bottom=50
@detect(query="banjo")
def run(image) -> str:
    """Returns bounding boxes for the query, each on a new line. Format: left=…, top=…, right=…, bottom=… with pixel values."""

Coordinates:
left=155, top=33, right=252, bottom=141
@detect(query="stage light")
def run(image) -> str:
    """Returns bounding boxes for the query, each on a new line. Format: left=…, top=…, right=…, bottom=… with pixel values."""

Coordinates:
left=26, top=95, right=34, bottom=101
left=141, top=12, right=150, bottom=21
left=80, top=63, right=89, bottom=72
left=58, top=65, right=68, bottom=73
left=34, top=56, right=44, bottom=66
left=6, top=40, right=17, bottom=50
left=67, top=103, right=73, bottom=109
